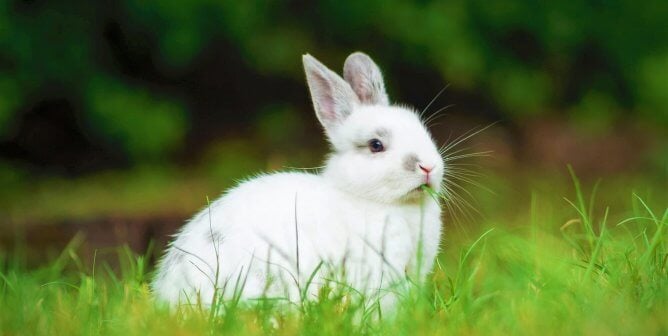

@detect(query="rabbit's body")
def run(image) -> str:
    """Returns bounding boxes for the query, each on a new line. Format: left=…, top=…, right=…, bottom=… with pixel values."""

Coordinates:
left=152, top=171, right=441, bottom=304
left=153, top=52, right=445, bottom=311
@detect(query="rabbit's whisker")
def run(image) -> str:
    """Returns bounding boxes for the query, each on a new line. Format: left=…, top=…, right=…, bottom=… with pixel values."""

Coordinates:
left=424, top=104, right=455, bottom=128
left=443, top=151, right=493, bottom=162
left=434, top=123, right=497, bottom=227
left=445, top=172, right=494, bottom=194
left=439, top=122, right=496, bottom=155
left=419, top=84, right=450, bottom=119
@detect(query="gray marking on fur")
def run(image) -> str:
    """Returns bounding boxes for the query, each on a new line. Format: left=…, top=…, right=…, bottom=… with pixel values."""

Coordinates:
left=207, top=230, right=225, bottom=244
left=375, top=127, right=389, bottom=138
left=403, top=154, right=419, bottom=171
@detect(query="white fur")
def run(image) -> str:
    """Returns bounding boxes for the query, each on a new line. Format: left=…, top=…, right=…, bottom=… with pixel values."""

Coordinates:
left=152, top=52, right=444, bottom=312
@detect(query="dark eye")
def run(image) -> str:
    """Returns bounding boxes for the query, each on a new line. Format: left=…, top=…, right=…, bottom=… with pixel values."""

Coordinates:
left=368, top=139, right=384, bottom=153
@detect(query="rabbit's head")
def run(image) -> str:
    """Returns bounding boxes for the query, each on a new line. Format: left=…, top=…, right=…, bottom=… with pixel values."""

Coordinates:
left=303, top=52, right=443, bottom=204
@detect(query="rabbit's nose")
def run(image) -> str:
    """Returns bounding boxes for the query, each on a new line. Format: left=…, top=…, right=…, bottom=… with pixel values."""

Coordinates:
left=418, top=164, right=434, bottom=174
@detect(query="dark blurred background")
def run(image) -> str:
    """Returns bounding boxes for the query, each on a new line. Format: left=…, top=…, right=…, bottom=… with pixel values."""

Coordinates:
left=0, top=1, right=666, bottom=265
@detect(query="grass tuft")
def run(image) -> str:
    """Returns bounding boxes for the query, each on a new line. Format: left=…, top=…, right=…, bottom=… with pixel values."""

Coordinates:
left=1, top=172, right=666, bottom=335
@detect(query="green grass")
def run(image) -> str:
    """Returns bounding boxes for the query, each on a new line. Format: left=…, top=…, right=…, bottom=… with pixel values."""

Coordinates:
left=1, top=172, right=666, bottom=335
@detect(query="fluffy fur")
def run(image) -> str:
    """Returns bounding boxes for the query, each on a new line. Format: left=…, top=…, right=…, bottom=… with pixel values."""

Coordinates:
left=152, top=52, right=444, bottom=311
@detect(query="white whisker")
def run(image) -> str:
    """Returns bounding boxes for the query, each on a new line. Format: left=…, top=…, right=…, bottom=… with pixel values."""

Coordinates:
left=419, top=84, right=450, bottom=119
left=443, top=151, right=493, bottom=162
left=439, top=122, right=497, bottom=155
left=436, top=122, right=497, bottom=227
left=424, top=104, right=455, bottom=128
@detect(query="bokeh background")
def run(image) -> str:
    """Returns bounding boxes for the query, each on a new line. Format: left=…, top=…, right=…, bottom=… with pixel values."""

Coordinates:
left=0, top=1, right=666, bottom=265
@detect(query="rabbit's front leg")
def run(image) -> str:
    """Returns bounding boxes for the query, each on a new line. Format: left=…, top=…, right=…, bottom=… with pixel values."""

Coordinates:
left=370, top=214, right=413, bottom=317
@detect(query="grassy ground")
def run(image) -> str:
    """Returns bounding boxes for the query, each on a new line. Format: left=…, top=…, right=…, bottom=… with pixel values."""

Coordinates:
left=0, top=170, right=666, bottom=335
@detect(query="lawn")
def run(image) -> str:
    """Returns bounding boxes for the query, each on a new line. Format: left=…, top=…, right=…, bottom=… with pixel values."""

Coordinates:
left=0, top=169, right=666, bottom=335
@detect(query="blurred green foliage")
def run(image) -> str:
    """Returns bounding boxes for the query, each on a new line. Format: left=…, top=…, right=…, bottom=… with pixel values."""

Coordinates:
left=0, top=1, right=666, bottom=160
left=86, top=76, right=185, bottom=159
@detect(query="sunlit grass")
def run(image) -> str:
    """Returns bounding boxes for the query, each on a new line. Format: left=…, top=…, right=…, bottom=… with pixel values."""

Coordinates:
left=0, top=172, right=666, bottom=335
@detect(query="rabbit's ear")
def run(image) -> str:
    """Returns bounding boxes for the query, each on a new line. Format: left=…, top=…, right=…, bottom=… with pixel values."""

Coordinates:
left=343, top=52, right=389, bottom=106
left=303, top=54, right=360, bottom=133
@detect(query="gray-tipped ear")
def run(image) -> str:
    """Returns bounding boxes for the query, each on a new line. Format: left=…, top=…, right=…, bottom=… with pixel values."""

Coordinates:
left=303, top=54, right=360, bottom=134
left=343, top=52, right=389, bottom=106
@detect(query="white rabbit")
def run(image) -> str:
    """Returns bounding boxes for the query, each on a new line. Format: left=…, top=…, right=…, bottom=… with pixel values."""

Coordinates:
left=152, top=52, right=444, bottom=313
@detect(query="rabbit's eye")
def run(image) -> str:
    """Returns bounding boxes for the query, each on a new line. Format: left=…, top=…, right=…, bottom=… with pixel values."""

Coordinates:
left=368, top=139, right=384, bottom=153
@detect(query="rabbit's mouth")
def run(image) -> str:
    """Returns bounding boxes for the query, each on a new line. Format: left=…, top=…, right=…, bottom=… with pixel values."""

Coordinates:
left=400, top=184, right=431, bottom=203
left=414, top=184, right=427, bottom=192
left=408, top=183, right=431, bottom=195
left=419, top=182, right=435, bottom=191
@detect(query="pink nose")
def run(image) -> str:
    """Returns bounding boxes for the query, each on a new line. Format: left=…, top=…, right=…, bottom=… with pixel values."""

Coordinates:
left=418, top=164, right=434, bottom=174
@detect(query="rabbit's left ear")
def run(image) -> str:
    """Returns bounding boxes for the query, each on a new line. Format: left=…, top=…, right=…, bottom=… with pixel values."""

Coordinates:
left=303, top=54, right=360, bottom=135
left=343, top=52, right=389, bottom=106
